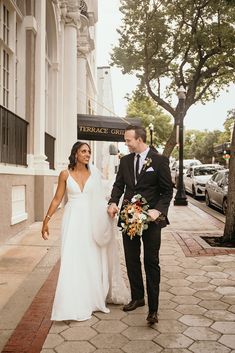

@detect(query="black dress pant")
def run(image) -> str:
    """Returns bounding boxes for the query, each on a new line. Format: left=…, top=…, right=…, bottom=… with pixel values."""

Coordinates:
left=122, top=222, right=161, bottom=312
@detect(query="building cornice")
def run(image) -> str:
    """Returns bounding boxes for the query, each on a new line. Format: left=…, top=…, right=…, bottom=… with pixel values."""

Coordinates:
left=60, top=1, right=81, bottom=28
left=23, top=16, right=38, bottom=35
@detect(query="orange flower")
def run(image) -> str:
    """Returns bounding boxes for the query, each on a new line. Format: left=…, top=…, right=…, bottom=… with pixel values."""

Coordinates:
left=120, top=194, right=150, bottom=239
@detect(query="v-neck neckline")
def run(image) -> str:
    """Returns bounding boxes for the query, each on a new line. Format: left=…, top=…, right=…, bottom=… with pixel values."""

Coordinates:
left=68, top=173, right=91, bottom=193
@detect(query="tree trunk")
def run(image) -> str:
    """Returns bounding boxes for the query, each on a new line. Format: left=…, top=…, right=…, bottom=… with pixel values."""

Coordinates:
left=163, top=111, right=186, bottom=158
left=163, top=125, right=177, bottom=157
left=222, top=120, right=235, bottom=242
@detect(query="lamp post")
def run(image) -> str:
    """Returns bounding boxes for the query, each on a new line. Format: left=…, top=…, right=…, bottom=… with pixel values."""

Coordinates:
left=174, top=85, right=188, bottom=206
left=149, top=122, right=154, bottom=146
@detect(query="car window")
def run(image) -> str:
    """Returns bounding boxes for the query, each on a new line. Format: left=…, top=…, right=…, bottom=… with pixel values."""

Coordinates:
left=186, top=168, right=192, bottom=176
left=190, top=161, right=201, bottom=166
left=193, top=169, right=201, bottom=176
left=222, top=173, right=229, bottom=186
left=211, top=172, right=218, bottom=181
left=183, top=160, right=201, bottom=168
left=194, top=167, right=222, bottom=176
left=214, top=172, right=224, bottom=184
left=171, top=161, right=178, bottom=169
left=173, top=160, right=201, bottom=170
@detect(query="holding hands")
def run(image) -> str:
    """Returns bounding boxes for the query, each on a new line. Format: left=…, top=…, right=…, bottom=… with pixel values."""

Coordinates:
left=107, top=203, right=119, bottom=218
left=107, top=203, right=161, bottom=222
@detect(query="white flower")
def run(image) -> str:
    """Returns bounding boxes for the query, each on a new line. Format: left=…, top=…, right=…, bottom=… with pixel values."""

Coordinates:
left=131, top=194, right=141, bottom=203
left=143, top=157, right=152, bottom=169
left=120, top=194, right=150, bottom=239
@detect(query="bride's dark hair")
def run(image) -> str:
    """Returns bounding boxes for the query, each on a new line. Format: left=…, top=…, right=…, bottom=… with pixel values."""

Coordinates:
left=68, top=141, right=91, bottom=170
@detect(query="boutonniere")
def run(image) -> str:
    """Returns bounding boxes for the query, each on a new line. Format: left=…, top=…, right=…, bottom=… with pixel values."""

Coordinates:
left=143, top=157, right=152, bottom=170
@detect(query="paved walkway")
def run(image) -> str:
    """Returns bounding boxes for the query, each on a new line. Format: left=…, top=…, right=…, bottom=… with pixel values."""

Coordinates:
left=1, top=199, right=235, bottom=353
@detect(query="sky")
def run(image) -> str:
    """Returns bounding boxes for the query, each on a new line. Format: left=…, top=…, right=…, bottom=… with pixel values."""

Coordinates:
left=96, top=0, right=235, bottom=132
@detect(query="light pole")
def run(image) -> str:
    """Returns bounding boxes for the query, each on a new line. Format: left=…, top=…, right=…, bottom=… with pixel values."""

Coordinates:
left=174, top=85, right=188, bottom=206
left=149, top=123, right=154, bottom=146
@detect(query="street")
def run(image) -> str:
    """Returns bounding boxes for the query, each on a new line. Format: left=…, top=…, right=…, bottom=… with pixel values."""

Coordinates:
left=2, top=197, right=235, bottom=352
left=182, top=194, right=225, bottom=224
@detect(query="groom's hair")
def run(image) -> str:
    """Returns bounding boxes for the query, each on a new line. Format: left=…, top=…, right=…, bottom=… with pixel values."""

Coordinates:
left=125, top=125, right=146, bottom=143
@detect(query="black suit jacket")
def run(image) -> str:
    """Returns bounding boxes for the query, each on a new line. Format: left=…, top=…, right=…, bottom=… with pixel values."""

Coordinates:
left=109, top=149, right=173, bottom=228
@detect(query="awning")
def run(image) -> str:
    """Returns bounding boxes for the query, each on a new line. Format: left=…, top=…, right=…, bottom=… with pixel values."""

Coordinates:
left=77, top=114, right=142, bottom=142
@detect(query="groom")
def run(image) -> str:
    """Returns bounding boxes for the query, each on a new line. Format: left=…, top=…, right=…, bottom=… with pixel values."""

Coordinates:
left=108, top=125, right=173, bottom=324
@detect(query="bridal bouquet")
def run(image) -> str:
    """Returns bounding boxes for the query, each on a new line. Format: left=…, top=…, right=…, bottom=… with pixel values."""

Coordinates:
left=120, top=194, right=150, bottom=239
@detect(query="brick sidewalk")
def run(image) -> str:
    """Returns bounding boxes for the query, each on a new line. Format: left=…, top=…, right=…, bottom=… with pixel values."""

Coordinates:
left=2, top=202, right=235, bottom=353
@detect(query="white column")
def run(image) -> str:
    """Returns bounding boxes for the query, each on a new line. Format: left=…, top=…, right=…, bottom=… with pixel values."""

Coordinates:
left=61, top=25, right=78, bottom=165
left=77, top=19, right=92, bottom=114
left=50, top=62, right=59, bottom=169
left=33, top=0, right=49, bottom=171
left=56, top=21, right=65, bottom=170
left=59, top=2, right=80, bottom=168
left=77, top=52, right=87, bottom=114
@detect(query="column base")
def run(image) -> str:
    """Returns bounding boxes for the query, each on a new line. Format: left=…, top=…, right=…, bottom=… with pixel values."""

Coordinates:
left=29, top=154, right=49, bottom=171
left=174, top=198, right=188, bottom=206
left=174, top=184, right=188, bottom=206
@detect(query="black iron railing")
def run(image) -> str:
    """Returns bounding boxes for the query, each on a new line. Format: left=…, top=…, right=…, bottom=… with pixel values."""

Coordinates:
left=45, top=132, right=55, bottom=170
left=0, top=105, right=28, bottom=166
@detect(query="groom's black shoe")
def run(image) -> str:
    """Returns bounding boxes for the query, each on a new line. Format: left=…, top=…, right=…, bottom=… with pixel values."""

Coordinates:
left=123, top=299, right=145, bottom=312
left=146, top=311, right=158, bottom=325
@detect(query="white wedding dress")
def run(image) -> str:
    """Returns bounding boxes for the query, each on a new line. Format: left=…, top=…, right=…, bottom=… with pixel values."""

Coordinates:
left=51, top=165, right=129, bottom=321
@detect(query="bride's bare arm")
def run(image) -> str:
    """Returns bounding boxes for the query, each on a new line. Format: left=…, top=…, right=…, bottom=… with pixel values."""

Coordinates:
left=41, top=170, right=67, bottom=240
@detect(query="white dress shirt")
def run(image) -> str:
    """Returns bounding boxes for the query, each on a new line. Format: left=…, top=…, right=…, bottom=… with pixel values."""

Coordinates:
left=134, top=147, right=150, bottom=184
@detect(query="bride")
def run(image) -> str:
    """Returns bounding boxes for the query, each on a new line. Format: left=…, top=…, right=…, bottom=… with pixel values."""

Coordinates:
left=41, top=141, right=129, bottom=321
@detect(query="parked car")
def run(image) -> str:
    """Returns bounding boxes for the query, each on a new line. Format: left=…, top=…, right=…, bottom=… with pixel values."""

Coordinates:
left=171, top=159, right=202, bottom=186
left=205, top=169, right=229, bottom=214
left=184, top=164, right=225, bottom=198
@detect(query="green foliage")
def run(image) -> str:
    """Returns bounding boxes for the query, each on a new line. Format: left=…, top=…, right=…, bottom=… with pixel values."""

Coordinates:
left=225, top=0, right=235, bottom=4
left=172, top=128, right=226, bottom=163
left=193, top=130, right=223, bottom=163
left=112, top=0, right=235, bottom=128
left=218, top=109, right=235, bottom=143
left=126, top=90, right=173, bottom=146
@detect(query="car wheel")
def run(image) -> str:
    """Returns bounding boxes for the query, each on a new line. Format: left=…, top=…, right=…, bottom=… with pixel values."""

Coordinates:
left=205, top=192, right=211, bottom=207
left=222, top=198, right=227, bottom=215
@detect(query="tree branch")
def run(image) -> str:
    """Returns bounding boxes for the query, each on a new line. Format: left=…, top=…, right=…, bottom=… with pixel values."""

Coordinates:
left=193, top=79, right=214, bottom=103
left=146, top=79, right=175, bottom=117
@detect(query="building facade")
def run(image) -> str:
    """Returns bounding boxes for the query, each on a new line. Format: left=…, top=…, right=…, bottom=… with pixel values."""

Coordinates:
left=95, top=66, right=119, bottom=179
left=0, top=0, right=98, bottom=243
